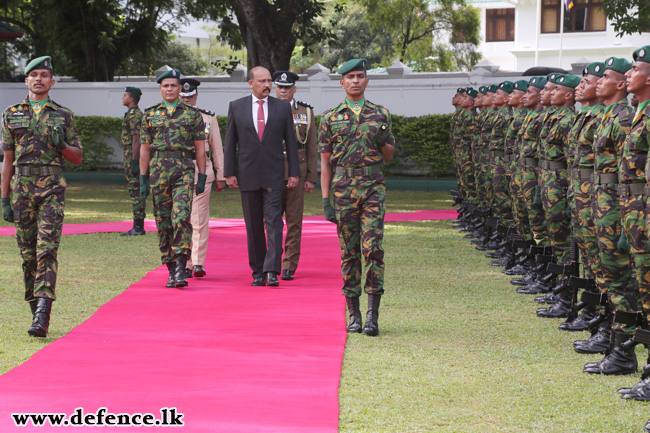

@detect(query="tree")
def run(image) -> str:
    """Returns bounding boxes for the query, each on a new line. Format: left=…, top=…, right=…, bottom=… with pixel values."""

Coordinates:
left=117, top=40, right=210, bottom=77
left=358, top=0, right=481, bottom=72
left=601, top=0, right=650, bottom=37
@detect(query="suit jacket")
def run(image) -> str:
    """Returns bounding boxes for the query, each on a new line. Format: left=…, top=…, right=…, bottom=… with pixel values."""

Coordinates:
left=224, top=95, right=300, bottom=192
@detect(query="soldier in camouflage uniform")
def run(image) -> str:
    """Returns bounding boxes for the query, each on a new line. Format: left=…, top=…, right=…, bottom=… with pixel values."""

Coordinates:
left=456, top=88, right=478, bottom=205
left=618, top=46, right=650, bottom=403
left=319, top=59, right=395, bottom=337
left=450, top=88, right=465, bottom=203
left=139, top=68, right=207, bottom=289
left=0, top=56, right=83, bottom=337
left=120, top=86, right=146, bottom=236
left=583, top=57, right=639, bottom=376
left=506, top=80, right=530, bottom=236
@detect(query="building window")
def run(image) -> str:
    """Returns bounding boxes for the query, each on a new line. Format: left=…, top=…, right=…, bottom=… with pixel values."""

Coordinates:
left=486, top=8, right=515, bottom=42
left=541, top=0, right=606, bottom=33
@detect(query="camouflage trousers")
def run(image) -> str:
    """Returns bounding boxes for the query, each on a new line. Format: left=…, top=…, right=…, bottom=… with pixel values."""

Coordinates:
left=458, top=150, right=476, bottom=202
left=478, top=149, right=492, bottom=209
left=540, top=168, right=570, bottom=263
left=592, top=183, right=638, bottom=335
left=511, top=167, right=531, bottom=240
left=471, top=147, right=487, bottom=208
left=520, top=164, right=549, bottom=246
left=149, top=157, right=194, bottom=264
left=620, top=192, right=650, bottom=324
left=332, top=174, right=385, bottom=298
left=123, top=147, right=146, bottom=220
left=11, top=173, right=67, bottom=301
left=572, top=175, right=599, bottom=281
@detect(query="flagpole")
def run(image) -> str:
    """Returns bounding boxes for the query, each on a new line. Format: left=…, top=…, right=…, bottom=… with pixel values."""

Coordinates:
left=535, top=0, right=541, bottom=66
left=559, top=0, right=564, bottom=68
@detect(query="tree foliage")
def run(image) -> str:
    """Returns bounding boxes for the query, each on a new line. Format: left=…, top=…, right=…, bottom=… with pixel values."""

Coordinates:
left=601, top=0, right=650, bottom=37
left=117, top=40, right=210, bottom=77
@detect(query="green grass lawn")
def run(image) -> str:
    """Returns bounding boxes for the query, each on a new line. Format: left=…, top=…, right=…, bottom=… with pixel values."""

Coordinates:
left=0, top=183, right=647, bottom=432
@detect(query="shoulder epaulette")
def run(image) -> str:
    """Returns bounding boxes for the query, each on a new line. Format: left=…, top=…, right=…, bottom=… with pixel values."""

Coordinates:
left=297, top=100, right=313, bottom=109
left=198, top=107, right=215, bottom=116
left=144, top=103, right=160, bottom=113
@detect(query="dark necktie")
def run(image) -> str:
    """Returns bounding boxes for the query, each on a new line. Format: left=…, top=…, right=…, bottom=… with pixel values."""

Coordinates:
left=257, top=100, right=265, bottom=141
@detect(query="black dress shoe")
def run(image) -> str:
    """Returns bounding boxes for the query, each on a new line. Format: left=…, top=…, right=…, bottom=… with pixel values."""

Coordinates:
left=193, top=265, right=206, bottom=277
left=251, top=276, right=265, bottom=286
left=184, top=268, right=193, bottom=279
left=281, top=269, right=294, bottom=280
left=266, top=272, right=279, bottom=287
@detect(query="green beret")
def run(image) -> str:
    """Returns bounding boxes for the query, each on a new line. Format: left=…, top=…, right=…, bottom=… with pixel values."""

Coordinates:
left=457, top=87, right=465, bottom=94
left=513, top=80, right=529, bottom=92
left=466, top=88, right=478, bottom=98
left=498, top=81, right=514, bottom=94
left=604, top=56, right=632, bottom=75
left=488, top=85, right=498, bottom=93
left=529, top=76, right=547, bottom=90
left=479, top=86, right=488, bottom=95
left=555, top=74, right=580, bottom=89
left=338, top=59, right=367, bottom=76
left=125, top=86, right=142, bottom=96
left=25, top=56, right=53, bottom=74
left=157, top=68, right=182, bottom=84
left=583, top=62, right=605, bottom=78
left=633, top=45, right=650, bottom=64
left=547, top=72, right=560, bottom=83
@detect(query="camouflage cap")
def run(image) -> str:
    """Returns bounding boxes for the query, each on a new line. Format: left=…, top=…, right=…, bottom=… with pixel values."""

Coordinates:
left=466, top=88, right=478, bottom=98
left=633, top=45, right=650, bottom=64
left=479, top=86, right=488, bottom=95
left=555, top=74, right=581, bottom=89
left=583, top=62, right=605, bottom=78
left=25, top=56, right=53, bottom=74
left=528, top=76, right=547, bottom=90
left=498, top=81, right=514, bottom=94
left=179, top=77, right=201, bottom=97
left=488, top=84, right=498, bottom=93
left=157, top=68, right=182, bottom=84
left=125, top=86, right=142, bottom=97
left=513, top=80, right=529, bottom=92
left=604, top=56, right=632, bottom=75
left=338, top=59, right=367, bottom=76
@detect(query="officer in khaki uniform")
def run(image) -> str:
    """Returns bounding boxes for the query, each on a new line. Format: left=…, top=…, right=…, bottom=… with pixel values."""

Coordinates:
left=272, top=71, right=318, bottom=280
left=1, top=55, right=83, bottom=337
left=179, top=77, right=226, bottom=278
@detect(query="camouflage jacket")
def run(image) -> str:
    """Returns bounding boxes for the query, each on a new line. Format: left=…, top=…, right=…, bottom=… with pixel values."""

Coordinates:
left=565, top=108, right=587, bottom=168
left=318, top=100, right=394, bottom=168
left=457, top=110, right=476, bottom=161
left=141, top=101, right=206, bottom=153
left=121, top=105, right=143, bottom=148
left=478, top=109, right=497, bottom=149
left=622, top=102, right=650, bottom=184
left=574, top=104, right=604, bottom=169
left=1, top=98, right=82, bottom=167
left=489, top=107, right=512, bottom=152
left=505, top=108, right=527, bottom=158
left=535, top=106, right=559, bottom=159
left=593, top=99, right=634, bottom=174
left=541, top=106, right=576, bottom=162
left=518, top=108, right=544, bottom=160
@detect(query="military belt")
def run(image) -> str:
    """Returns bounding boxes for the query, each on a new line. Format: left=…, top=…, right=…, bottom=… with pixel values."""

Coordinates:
left=334, top=164, right=381, bottom=177
left=16, top=166, right=63, bottom=176
left=617, top=183, right=645, bottom=197
left=644, top=185, right=650, bottom=197
left=524, top=157, right=537, bottom=167
left=592, top=172, right=618, bottom=185
left=153, top=150, right=193, bottom=159
left=539, top=160, right=567, bottom=170
left=579, top=168, right=594, bottom=180
left=491, top=150, right=504, bottom=158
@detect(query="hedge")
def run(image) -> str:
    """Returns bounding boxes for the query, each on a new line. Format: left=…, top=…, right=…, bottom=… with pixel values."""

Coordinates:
left=73, top=113, right=453, bottom=177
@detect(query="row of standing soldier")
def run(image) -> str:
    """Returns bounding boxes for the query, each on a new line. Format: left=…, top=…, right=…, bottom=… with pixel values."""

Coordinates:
left=450, top=45, right=650, bottom=431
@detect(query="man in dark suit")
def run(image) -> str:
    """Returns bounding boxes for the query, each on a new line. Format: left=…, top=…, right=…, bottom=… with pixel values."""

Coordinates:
left=225, top=66, right=300, bottom=286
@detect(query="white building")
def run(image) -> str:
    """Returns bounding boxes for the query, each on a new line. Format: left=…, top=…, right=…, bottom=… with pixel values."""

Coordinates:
left=472, top=0, right=649, bottom=72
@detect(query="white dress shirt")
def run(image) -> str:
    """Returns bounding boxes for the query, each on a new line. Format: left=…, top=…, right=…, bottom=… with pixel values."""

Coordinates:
left=252, top=95, right=269, bottom=135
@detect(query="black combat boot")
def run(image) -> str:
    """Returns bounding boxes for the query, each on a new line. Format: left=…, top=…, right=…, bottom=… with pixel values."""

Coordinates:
left=166, top=262, right=176, bottom=288
left=29, top=300, right=37, bottom=316
left=574, top=320, right=612, bottom=354
left=28, top=298, right=53, bottom=338
left=345, top=297, right=362, bottom=333
left=362, top=294, right=381, bottom=336
left=583, top=332, right=637, bottom=375
left=174, top=256, right=188, bottom=288
left=536, top=283, right=572, bottom=318
left=120, top=218, right=146, bottom=236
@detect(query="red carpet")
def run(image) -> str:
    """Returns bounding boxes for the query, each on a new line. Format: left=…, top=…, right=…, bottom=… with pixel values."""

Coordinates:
left=0, top=219, right=345, bottom=432
left=0, top=209, right=456, bottom=237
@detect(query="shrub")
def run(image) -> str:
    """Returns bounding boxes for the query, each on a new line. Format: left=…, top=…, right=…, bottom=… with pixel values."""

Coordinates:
left=66, top=116, right=120, bottom=171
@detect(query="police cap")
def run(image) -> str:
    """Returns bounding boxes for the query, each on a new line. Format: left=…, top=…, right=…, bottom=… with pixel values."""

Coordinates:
left=180, top=78, right=201, bottom=97
left=273, top=70, right=299, bottom=87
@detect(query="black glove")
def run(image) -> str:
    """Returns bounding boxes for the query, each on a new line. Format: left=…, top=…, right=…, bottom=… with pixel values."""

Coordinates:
left=1, top=197, right=13, bottom=223
left=375, top=123, right=389, bottom=148
left=130, top=159, right=140, bottom=176
left=322, top=198, right=336, bottom=223
left=139, top=175, right=150, bottom=198
left=52, top=125, right=67, bottom=151
left=196, top=173, right=207, bottom=195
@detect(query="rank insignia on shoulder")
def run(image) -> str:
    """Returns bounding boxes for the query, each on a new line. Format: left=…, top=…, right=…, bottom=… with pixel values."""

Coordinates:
left=198, top=107, right=215, bottom=116
left=297, top=100, right=313, bottom=109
